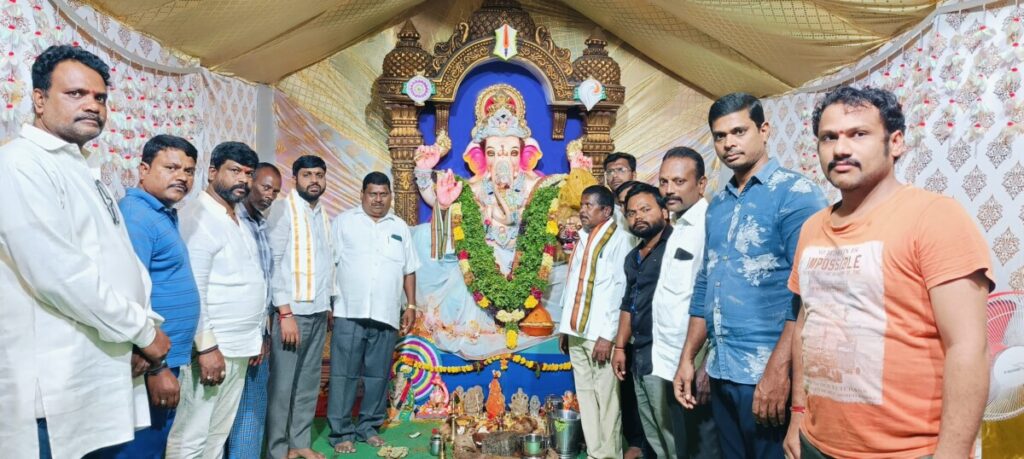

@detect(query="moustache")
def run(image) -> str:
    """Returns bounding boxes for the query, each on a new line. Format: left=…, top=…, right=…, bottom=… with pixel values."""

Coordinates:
left=828, top=158, right=862, bottom=171
left=231, top=183, right=249, bottom=193
left=167, top=182, right=187, bottom=192
left=75, top=114, right=103, bottom=125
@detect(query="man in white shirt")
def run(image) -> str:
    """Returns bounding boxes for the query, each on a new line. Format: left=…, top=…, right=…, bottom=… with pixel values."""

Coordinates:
left=168, top=142, right=267, bottom=458
left=558, top=185, right=634, bottom=459
left=652, top=147, right=718, bottom=458
left=0, top=45, right=170, bottom=459
left=265, top=156, right=334, bottom=459
left=329, top=172, right=420, bottom=454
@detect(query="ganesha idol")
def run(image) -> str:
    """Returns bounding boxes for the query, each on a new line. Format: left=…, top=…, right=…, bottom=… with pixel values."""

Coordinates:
left=410, top=84, right=591, bottom=358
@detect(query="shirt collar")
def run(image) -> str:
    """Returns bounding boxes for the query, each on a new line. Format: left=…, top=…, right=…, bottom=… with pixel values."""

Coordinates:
left=674, top=198, right=708, bottom=227
left=125, top=187, right=174, bottom=213
left=726, top=157, right=780, bottom=194
left=351, top=205, right=398, bottom=223
left=20, top=124, right=82, bottom=156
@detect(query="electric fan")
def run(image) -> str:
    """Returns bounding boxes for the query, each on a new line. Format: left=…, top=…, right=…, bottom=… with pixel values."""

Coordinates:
left=984, top=291, right=1024, bottom=421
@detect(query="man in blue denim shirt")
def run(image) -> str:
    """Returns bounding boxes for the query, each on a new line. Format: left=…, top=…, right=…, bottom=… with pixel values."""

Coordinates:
left=675, top=93, right=826, bottom=459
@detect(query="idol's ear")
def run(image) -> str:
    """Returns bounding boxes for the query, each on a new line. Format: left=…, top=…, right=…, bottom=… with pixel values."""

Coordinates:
left=463, top=142, right=486, bottom=175
left=520, top=138, right=543, bottom=171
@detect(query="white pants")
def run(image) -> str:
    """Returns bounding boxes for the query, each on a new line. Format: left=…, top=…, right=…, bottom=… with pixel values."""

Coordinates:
left=569, top=335, right=622, bottom=459
left=166, top=356, right=249, bottom=459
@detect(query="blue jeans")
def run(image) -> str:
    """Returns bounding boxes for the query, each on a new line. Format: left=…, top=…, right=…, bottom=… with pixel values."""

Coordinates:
left=709, top=378, right=786, bottom=459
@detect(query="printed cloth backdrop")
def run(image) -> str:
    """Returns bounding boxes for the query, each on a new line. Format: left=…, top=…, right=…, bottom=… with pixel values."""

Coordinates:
left=764, top=2, right=1023, bottom=292
left=0, top=0, right=257, bottom=199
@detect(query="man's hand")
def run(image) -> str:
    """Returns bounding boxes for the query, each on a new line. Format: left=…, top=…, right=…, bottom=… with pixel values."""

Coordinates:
left=146, top=367, right=180, bottom=409
left=131, top=352, right=151, bottom=378
left=674, top=358, right=696, bottom=408
left=753, top=358, right=791, bottom=426
left=783, top=412, right=803, bottom=459
left=280, top=315, right=300, bottom=349
left=611, top=348, right=627, bottom=381
left=400, top=308, right=417, bottom=335
left=139, top=328, right=171, bottom=364
left=695, top=358, right=711, bottom=406
left=591, top=338, right=612, bottom=366
left=250, top=335, right=270, bottom=367
left=436, top=170, right=464, bottom=210
left=198, top=348, right=226, bottom=386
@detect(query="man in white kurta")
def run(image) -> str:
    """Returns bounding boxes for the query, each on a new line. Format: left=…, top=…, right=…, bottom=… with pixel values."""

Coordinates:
left=265, top=156, right=335, bottom=459
left=328, top=172, right=420, bottom=453
left=0, top=45, right=169, bottom=459
left=167, top=142, right=267, bottom=459
left=558, top=185, right=634, bottom=459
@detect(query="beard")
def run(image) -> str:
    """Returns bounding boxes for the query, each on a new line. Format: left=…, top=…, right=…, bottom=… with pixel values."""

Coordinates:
left=215, top=182, right=249, bottom=204
left=630, top=217, right=666, bottom=240
left=297, top=184, right=323, bottom=203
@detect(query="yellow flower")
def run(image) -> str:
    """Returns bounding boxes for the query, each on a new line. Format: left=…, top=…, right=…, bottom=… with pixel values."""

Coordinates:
left=450, top=203, right=462, bottom=214
left=546, top=220, right=559, bottom=235
left=458, top=259, right=471, bottom=272
left=541, top=253, right=554, bottom=269
left=453, top=226, right=465, bottom=241
left=477, top=297, right=491, bottom=308
left=524, top=295, right=539, bottom=309
left=506, top=329, right=518, bottom=349
left=548, top=198, right=559, bottom=213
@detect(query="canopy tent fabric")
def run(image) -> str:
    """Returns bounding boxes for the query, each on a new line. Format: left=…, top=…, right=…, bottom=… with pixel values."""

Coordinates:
left=83, top=0, right=937, bottom=96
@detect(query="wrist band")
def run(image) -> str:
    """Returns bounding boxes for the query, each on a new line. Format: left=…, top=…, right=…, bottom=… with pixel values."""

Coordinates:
left=613, top=347, right=626, bottom=353
left=790, top=405, right=807, bottom=414
left=406, top=304, right=417, bottom=311
left=145, top=360, right=168, bottom=376
left=278, top=312, right=294, bottom=320
left=197, top=345, right=219, bottom=355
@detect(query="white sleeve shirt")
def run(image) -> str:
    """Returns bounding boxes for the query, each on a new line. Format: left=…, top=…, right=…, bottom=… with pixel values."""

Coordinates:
left=650, top=198, right=708, bottom=381
left=266, top=196, right=334, bottom=315
left=557, top=219, right=633, bottom=342
left=180, top=192, right=267, bottom=358
left=0, top=125, right=158, bottom=459
left=332, top=207, right=420, bottom=329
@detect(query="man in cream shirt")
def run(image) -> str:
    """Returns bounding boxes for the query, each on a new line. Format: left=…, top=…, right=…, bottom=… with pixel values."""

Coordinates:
left=265, top=155, right=335, bottom=459
left=558, top=185, right=634, bottom=459
left=0, top=45, right=170, bottom=458
left=653, top=147, right=719, bottom=458
left=168, top=142, right=267, bottom=458
left=329, top=172, right=420, bottom=454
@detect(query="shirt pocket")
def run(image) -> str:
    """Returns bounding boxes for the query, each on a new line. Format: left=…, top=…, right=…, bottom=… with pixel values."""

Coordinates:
left=383, top=237, right=406, bottom=264
left=663, top=256, right=695, bottom=296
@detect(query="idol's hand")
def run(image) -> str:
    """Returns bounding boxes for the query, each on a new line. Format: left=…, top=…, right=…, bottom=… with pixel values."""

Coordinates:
left=436, top=169, right=463, bottom=210
left=415, top=145, right=442, bottom=170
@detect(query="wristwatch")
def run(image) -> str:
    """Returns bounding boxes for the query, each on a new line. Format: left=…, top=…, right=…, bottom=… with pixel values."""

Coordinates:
left=405, top=304, right=417, bottom=311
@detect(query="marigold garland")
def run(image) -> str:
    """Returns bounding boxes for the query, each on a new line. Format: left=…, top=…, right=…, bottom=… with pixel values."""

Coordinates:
left=450, top=178, right=561, bottom=348
left=396, top=353, right=572, bottom=378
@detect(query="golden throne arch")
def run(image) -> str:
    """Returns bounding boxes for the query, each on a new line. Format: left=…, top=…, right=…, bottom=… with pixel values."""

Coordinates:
left=377, top=0, right=625, bottom=223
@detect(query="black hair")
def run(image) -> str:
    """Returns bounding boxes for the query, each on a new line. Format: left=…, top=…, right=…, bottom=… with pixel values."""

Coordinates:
left=624, top=183, right=667, bottom=210
left=582, top=184, right=615, bottom=209
left=615, top=180, right=643, bottom=198
left=603, top=152, right=636, bottom=171
left=662, top=146, right=706, bottom=179
left=32, top=45, right=111, bottom=91
left=708, top=92, right=765, bottom=129
left=141, top=134, right=197, bottom=165
left=291, top=155, right=327, bottom=177
left=210, top=141, right=258, bottom=170
left=362, top=171, right=391, bottom=191
left=811, top=86, right=906, bottom=138
left=256, top=162, right=281, bottom=176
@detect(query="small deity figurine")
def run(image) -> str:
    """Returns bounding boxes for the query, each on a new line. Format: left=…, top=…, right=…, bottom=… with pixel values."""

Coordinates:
left=561, top=390, right=579, bottom=412
left=529, top=395, right=541, bottom=418
left=452, top=386, right=465, bottom=416
left=485, top=370, right=506, bottom=419
left=417, top=373, right=451, bottom=419
left=509, top=388, right=529, bottom=417
left=398, top=385, right=416, bottom=422
left=464, top=386, right=485, bottom=417
left=387, top=368, right=411, bottom=422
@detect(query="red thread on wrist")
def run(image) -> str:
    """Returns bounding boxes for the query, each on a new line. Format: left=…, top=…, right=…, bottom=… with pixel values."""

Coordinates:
left=790, top=405, right=807, bottom=414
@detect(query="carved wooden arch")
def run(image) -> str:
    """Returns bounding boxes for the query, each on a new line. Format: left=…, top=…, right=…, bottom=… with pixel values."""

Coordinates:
left=378, top=0, right=624, bottom=224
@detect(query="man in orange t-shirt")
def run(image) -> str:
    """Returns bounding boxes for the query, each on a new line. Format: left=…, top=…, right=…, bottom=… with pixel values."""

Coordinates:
left=784, top=86, right=994, bottom=459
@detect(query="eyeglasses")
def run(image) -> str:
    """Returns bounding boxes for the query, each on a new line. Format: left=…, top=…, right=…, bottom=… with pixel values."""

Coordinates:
left=604, top=166, right=632, bottom=178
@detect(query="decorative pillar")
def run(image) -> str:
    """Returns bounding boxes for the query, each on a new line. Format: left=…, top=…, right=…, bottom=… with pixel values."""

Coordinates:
left=435, top=103, right=450, bottom=136
left=551, top=107, right=567, bottom=140
left=386, top=103, right=423, bottom=224
left=582, top=110, right=615, bottom=183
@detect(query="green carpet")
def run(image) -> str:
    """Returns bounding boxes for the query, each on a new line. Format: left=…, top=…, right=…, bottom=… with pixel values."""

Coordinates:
left=309, top=418, right=586, bottom=458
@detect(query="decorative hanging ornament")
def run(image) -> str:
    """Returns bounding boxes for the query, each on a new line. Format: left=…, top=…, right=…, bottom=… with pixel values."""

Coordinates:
left=493, top=24, right=518, bottom=61
left=575, top=77, right=606, bottom=111
left=402, top=74, right=434, bottom=106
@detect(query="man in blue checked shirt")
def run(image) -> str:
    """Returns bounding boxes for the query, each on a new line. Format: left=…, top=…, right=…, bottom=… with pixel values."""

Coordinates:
left=225, top=162, right=281, bottom=458
left=674, top=93, right=827, bottom=459
left=105, top=134, right=202, bottom=459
